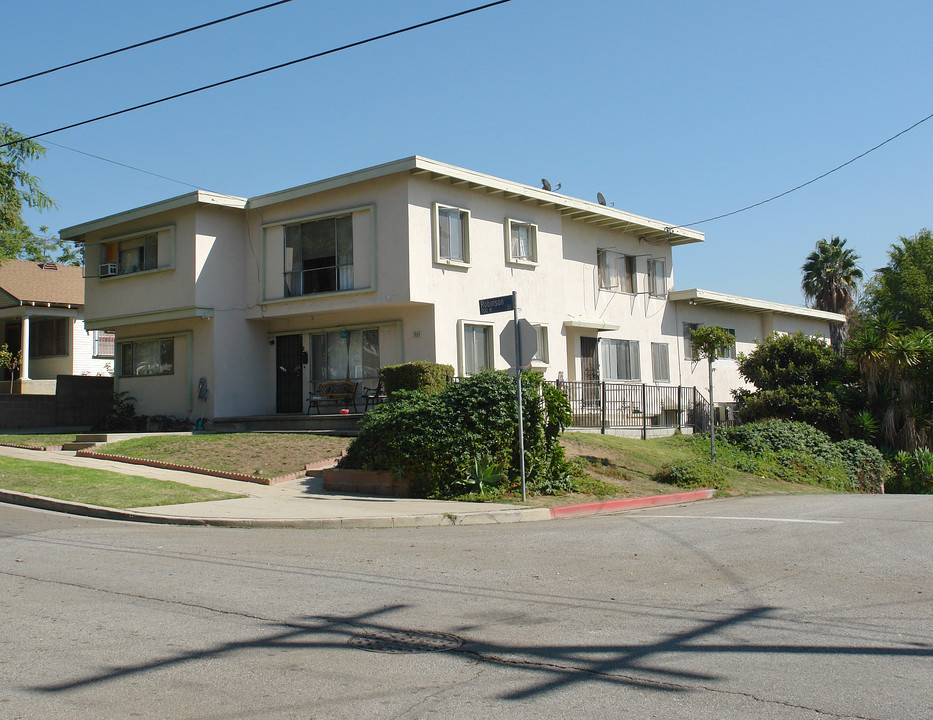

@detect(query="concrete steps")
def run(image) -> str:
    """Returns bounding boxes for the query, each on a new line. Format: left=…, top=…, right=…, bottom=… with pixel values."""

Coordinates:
left=61, top=433, right=108, bottom=451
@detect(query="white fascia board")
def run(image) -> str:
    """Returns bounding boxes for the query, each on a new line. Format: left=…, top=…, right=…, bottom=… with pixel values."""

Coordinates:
left=84, top=305, right=214, bottom=330
left=669, top=288, right=846, bottom=322
left=563, top=315, right=621, bottom=331
left=247, top=155, right=704, bottom=245
left=61, top=191, right=247, bottom=240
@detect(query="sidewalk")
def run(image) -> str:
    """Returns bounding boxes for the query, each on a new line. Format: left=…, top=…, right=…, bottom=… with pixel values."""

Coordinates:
left=0, top=445, right=714, bottom=529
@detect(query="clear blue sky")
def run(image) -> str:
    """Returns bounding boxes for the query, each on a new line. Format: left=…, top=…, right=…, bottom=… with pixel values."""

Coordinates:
left=4, top=0, right=931, bottom=305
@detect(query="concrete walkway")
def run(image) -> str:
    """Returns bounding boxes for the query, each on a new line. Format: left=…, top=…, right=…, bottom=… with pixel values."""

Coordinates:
left=0, top=444, right=713, bottom=529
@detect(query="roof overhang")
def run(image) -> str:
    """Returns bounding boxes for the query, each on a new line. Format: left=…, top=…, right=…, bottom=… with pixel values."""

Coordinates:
left=250, top=156, right=705, bottom=246
left=61, top=191, right=247, bottom=240
left=669, top=288, right=846, bottom=322
left=563, top=315, right=621, bottom=331
left=84, top=305, right=214, bottom=331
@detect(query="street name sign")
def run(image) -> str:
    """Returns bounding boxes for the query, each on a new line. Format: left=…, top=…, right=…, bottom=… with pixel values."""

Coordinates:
left=479, top=294, right=514, bottom=315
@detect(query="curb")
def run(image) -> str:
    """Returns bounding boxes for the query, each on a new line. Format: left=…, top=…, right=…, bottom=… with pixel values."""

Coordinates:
left=549, top=489, right=716, bottom=518
left=0, top=488, right=714, bottom=529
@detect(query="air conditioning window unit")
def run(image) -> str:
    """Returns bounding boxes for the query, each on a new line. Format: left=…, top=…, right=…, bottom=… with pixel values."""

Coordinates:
left=99, top=263, right=118, bottom=277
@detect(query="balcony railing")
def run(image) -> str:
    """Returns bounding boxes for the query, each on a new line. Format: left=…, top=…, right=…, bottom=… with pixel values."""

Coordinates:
left=548, top=380, right=710, bottom=437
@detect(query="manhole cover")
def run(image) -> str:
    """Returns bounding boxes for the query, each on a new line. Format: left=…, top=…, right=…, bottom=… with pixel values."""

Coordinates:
left=349, top=629, right=464, bottom=654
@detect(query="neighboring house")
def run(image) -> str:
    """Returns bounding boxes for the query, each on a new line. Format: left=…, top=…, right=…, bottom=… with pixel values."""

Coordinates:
left=59, top=156, right=842, bottom=424
left=0, top=260, right=114, bottom=393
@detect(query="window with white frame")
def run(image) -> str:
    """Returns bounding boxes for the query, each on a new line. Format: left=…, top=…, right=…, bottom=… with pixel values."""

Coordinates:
left=119, top=337, right=174, bottom=377
left=30, top=318, right=68, bottom=358
left=597, top=249, right=636, bottom=293
left=648, top=258, right=666, bottom=296
left=435, top=203, right=470, bottom=264
left=284, top=213, right=353, bottom=296
left=651, top=342, right=670, bottom=383
left=102, top=233, right=158, bottom=276
left=462, top=323, right=492, bottom=374
left=531, top=324, right=548, bottom=364
left=601, top=339, right=640, bottom=381
left=506, top=219, right=537, bottom=264
left=92, top=330, right=115, bottom=358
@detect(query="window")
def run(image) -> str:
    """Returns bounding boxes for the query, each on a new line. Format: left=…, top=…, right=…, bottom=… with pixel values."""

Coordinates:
left=531, top=324, right=549, bottom=364
left=435, top=204, right=470, bottom=264
left=648, top=258, right=666, bottom=296
left=720, top=328, right=737, bottom=359
left=601, top=339, right=640, bottom=381
left=683, top=322, right=701, bottom=360
left=506, top=219, right=537, bottom=264
left=103, top=233, right=158, bottom=276
left=284, top=214, right=353, bottom=296
left=311, top=328, right=380, bottom=383
left=462, top=323, right=492, bottom=374
left=597, top=250, right=636, bottom=293
left=30, top=318, right=67, bottom=358
left=119, top=338, right=174, bottom=377
left=651, top=343, right=670, bottom=383
left=92, top=330, right=115, bottom=358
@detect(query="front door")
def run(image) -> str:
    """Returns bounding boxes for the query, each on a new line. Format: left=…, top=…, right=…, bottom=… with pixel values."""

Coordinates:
left=580, top=336, right=599, bottom=406
left=275, top=334, right=304, bottom=413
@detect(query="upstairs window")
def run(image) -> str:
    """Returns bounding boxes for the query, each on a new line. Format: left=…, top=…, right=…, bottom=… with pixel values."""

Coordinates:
left=435, top=204, right=470, bottom=265
left=597, top=250, right=636, bottom=293
left=284, top=214, right=353, bottom=296
left=506, top=219, right=537, bottom=264
left=102, top=233, right=158, bottom=276
left=648, top=258, right=666, bottom=297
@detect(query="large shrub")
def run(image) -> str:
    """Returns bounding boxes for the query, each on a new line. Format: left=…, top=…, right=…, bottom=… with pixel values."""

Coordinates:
left=834, top=438, right=886, bottom=493
left=721, top=419, right=843, bottom=465
left=380, top=361, right=453, bottom=396
left=733, top=332, right=851, bottom=437
left=339, top=370, right=573, bottom=498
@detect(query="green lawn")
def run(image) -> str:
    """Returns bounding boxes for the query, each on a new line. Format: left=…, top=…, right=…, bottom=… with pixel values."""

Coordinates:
left=96, top=433, right=351, bottom=479
left=0, top=456, right=245, bottom=509
left=0, top=434, right=75, bottom=448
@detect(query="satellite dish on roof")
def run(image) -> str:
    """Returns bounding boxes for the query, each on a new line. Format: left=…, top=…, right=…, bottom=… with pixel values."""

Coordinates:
left=541, top=178, right=552, bottom=191
left=597, top=192, right=607, bottom=206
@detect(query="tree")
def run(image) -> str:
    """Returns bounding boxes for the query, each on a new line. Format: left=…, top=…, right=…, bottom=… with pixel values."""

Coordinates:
left=1, top=124, right=54, bottom=233
left=690, top=325, right=736, bottom=461
left=0, top=343, right=22, bottom=393
left=801, top=236, right=863, bottom=351
left=733, top=332, right=850, bottom=437
left=862, top=229, right=933, bottom=333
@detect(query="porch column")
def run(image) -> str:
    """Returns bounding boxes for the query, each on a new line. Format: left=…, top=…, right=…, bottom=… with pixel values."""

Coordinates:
left=19, top=314, right=30, bottom=380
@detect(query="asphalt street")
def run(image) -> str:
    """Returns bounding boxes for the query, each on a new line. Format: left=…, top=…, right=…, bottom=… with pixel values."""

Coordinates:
left=1, top=494, right=930, bottom=719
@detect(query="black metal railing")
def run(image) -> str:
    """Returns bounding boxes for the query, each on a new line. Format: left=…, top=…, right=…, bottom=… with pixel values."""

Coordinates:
left=549, top=380, right=708, bottom=437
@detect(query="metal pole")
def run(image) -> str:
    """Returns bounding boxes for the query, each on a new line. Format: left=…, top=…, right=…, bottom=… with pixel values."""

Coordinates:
left=513, top=291, right=526, bottom=502
left=709, top=360, right=716, bottom=462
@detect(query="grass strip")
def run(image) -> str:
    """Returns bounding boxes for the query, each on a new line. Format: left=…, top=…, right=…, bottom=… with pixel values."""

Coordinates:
left=0, top=456, right=245, bottom=509
left=97, top=433, right=350, bottom=479
left=0, top=434, right=75, bottom=448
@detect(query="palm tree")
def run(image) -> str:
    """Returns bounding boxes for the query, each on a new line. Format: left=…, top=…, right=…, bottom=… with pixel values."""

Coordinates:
left=801, top=236, right=863, bottom=351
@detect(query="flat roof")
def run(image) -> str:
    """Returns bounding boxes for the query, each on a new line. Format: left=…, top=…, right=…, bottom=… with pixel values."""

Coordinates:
left=668, top=288, right=845, bottom=322
left=60, top=190, right=247, bottom=240
left=61, top=157, right=704, bottom=246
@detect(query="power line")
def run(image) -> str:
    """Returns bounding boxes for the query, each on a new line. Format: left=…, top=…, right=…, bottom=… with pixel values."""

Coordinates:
left=0, top=0, right=294, bottom=89
left=671, top=110, right=933, bottom=230
left=0, top=0, right=514, bottom=149
left=45, top=140, right=205, bottom=189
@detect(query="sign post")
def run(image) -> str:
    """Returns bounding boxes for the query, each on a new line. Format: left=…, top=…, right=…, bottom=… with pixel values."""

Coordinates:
left=479, top=292, right=527, bottom=501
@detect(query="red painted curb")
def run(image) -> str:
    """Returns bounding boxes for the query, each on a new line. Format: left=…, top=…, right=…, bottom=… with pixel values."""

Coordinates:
left=549, top=489, right=714, bottom=519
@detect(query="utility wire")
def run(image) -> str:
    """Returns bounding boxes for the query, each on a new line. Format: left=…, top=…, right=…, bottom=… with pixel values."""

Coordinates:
left=45, top=140, right=205, bottom=189
left=670, top=110, right=933, bottom=230
left=0, top=0, right=513, bottom=149
left=0, top=0, right=294, bottom=89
